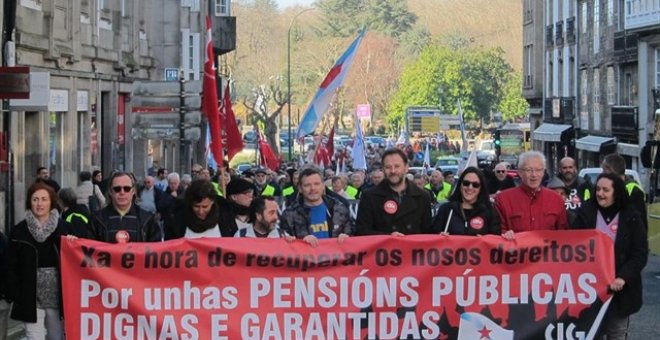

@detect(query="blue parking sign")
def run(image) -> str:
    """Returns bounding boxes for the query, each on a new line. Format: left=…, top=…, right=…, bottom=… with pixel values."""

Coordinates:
left=165, top=68, right=179, bottom=81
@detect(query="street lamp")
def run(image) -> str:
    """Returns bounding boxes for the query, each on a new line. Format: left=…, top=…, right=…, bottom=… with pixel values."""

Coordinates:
left=287, top=7, right=315, bottom=160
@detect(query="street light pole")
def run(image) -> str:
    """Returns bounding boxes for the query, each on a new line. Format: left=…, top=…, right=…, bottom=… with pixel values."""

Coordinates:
left=287, top=7, right=315, bottom=161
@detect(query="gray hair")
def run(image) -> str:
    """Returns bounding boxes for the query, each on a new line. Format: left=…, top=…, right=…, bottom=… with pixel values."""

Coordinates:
left=58, top=187, right=78, bottom=208
left=167, top=172, right=180, bottom=182
left=181, top=174, right=192, bottom=185
left=518, top=151, right=546, bottom=169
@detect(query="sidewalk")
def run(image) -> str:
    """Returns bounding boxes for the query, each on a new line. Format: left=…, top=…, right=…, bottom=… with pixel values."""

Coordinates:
left=7, top=319, right=23, bottom=340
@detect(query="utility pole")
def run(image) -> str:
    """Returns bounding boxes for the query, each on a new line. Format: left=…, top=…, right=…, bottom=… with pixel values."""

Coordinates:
left=179, top=69, right=187, bottom=173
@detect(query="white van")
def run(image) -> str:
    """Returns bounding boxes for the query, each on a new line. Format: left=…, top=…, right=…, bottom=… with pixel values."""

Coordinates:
left=578, top=168, right=641, bottom=184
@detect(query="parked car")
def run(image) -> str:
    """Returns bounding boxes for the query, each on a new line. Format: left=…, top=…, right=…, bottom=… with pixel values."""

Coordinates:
left=435, top=156, right=461, bottom=175
left=578, top=167, right=641, bottom=184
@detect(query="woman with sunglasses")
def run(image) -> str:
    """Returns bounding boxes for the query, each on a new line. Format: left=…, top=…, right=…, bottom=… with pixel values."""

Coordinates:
left=572, top=173, right=647, bottom=339
left=430, top=167, right=500, bottom=236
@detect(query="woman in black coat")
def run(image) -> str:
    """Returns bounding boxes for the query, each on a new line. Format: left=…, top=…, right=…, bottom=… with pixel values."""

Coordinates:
left=572, top=173, right=648, bottom=339
left=430, top=167, right=500, bottom=236
left=7, top=182, right=70, bottom=340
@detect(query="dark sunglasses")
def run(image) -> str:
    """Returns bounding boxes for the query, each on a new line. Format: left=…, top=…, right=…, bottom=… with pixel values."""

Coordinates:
left=112, top=186, right=133, bottom=193
left=495, top=170, right=506, bottom=174
left=461, top=180, right=481, bottom=189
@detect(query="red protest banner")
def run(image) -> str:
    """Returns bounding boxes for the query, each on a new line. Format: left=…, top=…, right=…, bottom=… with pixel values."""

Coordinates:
left=61, top=230, right=615, bottom=340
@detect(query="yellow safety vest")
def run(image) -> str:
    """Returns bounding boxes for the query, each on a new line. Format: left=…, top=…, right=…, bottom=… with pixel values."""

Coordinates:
left=626, top=182, right=645, bottom=198
left=345, top=185, right=358, bottom=199
left=212, top=182, right=224, bottom=197
left=262, top=184, right=276, bottom=197
left=283, top=186, right=295, bottom=197
left=436, top=183, right=452, bottom=202
left=65, top=212, right=89, bottom=224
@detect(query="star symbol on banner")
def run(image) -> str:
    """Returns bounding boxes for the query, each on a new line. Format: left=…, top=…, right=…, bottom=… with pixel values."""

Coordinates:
left=479, top=326, right=492, bottom=339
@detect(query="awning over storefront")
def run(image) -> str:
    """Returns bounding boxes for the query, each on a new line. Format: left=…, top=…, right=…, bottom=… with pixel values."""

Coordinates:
left=617, top=142, right=640, bottom=157
left=575, top=135, right=616, bottom=152
left=532, top=123, right=573, bottom=142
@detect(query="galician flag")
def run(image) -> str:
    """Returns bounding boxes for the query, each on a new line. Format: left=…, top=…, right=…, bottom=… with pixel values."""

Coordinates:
left=458, top=313, right=514, bottom=340
left=295, top=29, right=365, bottom=140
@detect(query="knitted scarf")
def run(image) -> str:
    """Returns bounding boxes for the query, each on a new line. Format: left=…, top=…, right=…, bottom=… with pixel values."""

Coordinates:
left=25, top=209, right=60, bottom=243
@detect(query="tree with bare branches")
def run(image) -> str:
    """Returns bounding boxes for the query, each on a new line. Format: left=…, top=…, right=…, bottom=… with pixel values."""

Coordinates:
left=241, top=79, right=289, bottom=155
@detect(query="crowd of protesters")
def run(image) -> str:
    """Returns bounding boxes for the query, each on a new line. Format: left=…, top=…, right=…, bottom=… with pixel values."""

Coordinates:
left=0, top=147, right=650, bottom=340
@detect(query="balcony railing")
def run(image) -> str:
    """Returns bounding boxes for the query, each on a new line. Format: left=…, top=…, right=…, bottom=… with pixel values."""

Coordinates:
left=625, top=7, right=660, bottom=30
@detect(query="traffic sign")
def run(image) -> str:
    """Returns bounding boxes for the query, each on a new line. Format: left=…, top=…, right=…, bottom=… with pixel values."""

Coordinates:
left=164, top=68, right=179, bottom=81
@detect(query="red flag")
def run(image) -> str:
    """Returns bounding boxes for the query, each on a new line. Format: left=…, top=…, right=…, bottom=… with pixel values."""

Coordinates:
left=202, top=16, right=223, bottom=165
left=221, top=85, right=244, bottom=161
left=259, top=138, right=280, bottom=171
left=327, top=126, right=335, bottom=159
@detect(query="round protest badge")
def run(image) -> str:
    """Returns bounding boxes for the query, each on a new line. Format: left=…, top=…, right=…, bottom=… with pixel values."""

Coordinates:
left=115, top=230, right=130, bottom=243
left=610, top=224, right=618, bottom=233
left=383, top=200, right=398, bottom=215
left=469, top=216, right=485, bottom=230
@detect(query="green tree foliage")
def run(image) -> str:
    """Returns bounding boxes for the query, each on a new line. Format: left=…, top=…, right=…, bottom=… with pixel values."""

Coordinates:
left=499, top=72, right=529, bottom=122
left=386, top=43, right=514, bottom=131
left=316, top=0, right=417, bottom=38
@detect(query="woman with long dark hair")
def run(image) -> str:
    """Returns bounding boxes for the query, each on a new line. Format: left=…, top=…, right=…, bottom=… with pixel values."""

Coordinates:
left=430, top=166, right=500, bottom=235
left=164, top=179, right=234, bottom=239
left=572, top=173, right=647, bottom=339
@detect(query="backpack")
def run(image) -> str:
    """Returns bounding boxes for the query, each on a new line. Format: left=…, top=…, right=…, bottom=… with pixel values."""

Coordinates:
left=88, top=185, right=101, bottom=212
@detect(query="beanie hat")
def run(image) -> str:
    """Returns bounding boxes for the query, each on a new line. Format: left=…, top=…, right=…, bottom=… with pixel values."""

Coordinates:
left=226, top=178, right=255, bottom=196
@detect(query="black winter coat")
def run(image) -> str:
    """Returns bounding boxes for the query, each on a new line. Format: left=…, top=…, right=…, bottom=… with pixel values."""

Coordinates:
left=356, top=179, right=432, bottom=235
left=92, top=204, right=161, bottom=243
left=572, top=201, right=648, bottom=316
left=430, top=201, right=501, bottom=236
left=6, top=219, right=69, bottom=322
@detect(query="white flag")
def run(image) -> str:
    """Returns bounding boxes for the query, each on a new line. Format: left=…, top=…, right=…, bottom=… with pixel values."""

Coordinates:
left=351, top=118, right=367, bottom=170
left=423, top=142, right=431, bottom=169
left=458, top=312, right=514, bottom=340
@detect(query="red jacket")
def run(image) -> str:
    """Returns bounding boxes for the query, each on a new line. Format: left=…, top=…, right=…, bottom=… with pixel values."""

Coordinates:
left=495, top=185, right=568, bottom=232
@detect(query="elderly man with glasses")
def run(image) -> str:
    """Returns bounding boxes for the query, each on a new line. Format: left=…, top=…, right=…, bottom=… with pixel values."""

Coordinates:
left=92, top=172, right=161, bottom=243
left=494, top=151, right=568, bottom=240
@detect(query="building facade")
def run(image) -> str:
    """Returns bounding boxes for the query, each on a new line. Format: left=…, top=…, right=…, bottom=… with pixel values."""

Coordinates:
left=528, top=0, right=660, bottom=190
left=0, top=0, right=235, bottom=232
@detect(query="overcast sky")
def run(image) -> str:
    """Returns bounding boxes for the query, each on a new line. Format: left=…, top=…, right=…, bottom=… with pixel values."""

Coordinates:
left=276, top=0, right=315, bottom=9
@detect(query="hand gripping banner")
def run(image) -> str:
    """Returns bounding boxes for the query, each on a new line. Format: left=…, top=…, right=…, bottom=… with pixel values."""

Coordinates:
left=61, top=230, right=615, bottom=340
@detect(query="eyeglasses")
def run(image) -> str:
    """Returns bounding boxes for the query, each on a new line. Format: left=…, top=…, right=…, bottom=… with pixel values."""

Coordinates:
left=461, top=180, right=481, bottom=189
left=495, top=170, right=506, bottom=174
left=112, top=186, right=133, bottom=193
left=520, top=168, right=544, bottom=175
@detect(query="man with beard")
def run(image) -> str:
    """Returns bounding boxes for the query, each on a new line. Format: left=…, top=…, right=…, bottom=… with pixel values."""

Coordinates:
left=557, top=157, right=593, bottom=208
left=254, top=168, right=281, bottom=197
left=236, top=196, right=293, bottom=239
left=356, top=148, right=432, bottom=235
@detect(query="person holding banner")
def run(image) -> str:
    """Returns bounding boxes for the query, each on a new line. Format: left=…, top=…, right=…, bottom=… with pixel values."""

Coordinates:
left=495, top=151, right=567, bottom=240
left=572, top=173, right=648, bottom=339
left=91, top=172, right=161, bottom=243
left=235, top=196, right=293, bottom=239
left=356, top=148, right=432, bottom=236
left=6, top=183, right=69, bottom=339
left=280, top=167, right=352, bottom=247
left=430, top=167, right=500, bottom=236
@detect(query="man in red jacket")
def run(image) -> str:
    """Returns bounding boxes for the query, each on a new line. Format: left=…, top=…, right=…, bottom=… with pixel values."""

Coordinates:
left=495, top=151, right=568, bottom=240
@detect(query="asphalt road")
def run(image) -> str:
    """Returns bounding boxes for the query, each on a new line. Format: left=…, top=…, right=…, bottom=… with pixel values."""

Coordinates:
left=630, top=254, right=660, bottom=338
